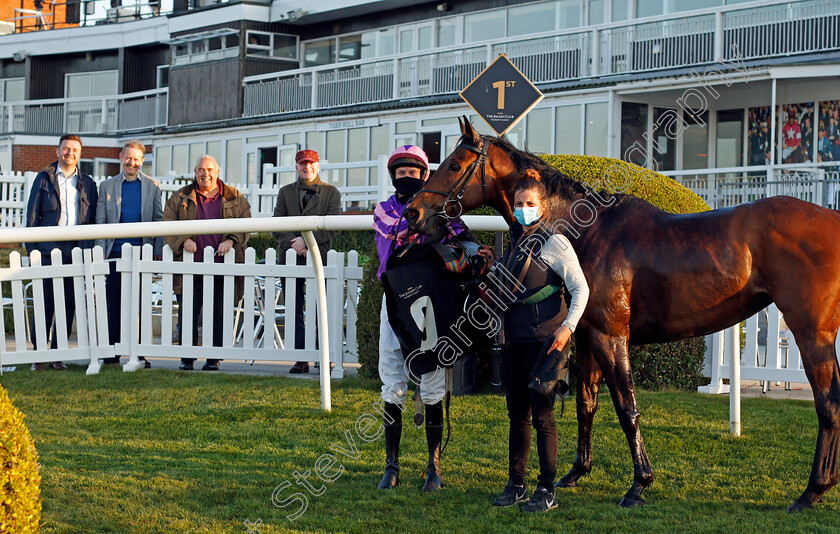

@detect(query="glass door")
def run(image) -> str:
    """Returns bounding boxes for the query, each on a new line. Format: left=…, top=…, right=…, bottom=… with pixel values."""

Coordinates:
left=398, top=22, right=434, bottom=54
left=716, top=109, right=744, bottom=168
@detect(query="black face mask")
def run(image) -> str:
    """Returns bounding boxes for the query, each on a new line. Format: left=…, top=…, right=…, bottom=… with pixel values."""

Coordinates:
left=393, top=177, right=424, bottom=201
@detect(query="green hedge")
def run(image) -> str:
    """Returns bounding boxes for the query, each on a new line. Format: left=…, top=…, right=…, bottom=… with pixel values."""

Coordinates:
left=540, top=154, right=710, bottom=215
left=0, top=384, right=41, bottom=534
left=356, top=253, right=383, bottom=379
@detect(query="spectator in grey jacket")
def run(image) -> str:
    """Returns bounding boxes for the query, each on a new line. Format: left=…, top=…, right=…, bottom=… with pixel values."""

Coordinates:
left=95, top=140, right=163, bottom=366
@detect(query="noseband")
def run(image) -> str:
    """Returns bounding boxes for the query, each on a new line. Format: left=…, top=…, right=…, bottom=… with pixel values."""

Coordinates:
left=417, top=136, right=489, bottom=220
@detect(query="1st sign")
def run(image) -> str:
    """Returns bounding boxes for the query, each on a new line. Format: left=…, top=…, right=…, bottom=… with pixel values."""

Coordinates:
left=459, top=54, right=544, bottom=137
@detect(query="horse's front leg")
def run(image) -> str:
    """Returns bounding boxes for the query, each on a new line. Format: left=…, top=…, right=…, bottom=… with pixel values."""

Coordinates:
left=557, top=335, right=602, bottom=488
left=591, top=332, right=654, bottom=507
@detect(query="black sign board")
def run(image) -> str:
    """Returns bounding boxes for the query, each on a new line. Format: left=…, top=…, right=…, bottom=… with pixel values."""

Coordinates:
left=459, top=53, right=544, bottom=137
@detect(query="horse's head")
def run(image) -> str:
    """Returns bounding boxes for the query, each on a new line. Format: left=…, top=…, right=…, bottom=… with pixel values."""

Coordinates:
left=404, top=117, right=519, bottom=235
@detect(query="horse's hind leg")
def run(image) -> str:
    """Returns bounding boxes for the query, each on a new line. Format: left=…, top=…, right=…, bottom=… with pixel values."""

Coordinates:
left=790, top=338, right=840, bottom=512
left=590, top=332, right=654, bottom=507
left=557, top=336, right=602, bottom=489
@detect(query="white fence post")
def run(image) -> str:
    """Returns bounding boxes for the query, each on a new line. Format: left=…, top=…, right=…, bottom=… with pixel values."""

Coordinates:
left=302, top=231, right=331, bottom=411
left=727, top=324, right=741, bottom=436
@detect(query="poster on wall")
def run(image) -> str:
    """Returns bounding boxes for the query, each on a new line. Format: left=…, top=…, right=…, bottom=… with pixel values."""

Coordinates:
left=748, top=106, right=771, bottom=166
left=780, top=102, right=814, bottom=164
left=818, top=100, right=840, bottom=162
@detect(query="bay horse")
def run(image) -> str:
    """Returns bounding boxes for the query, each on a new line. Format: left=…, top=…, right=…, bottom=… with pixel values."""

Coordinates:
left=404, top=117, right=840, bottom=512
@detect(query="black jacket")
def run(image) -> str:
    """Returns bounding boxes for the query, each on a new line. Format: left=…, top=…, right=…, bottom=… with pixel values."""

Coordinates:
left=25, top=162, right=98, bottom=256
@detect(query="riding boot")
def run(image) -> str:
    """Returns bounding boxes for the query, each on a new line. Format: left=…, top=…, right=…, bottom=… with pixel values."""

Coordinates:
left=377, top=402, right=402, bottom=489
left=422, top=401, right=444, bottom=491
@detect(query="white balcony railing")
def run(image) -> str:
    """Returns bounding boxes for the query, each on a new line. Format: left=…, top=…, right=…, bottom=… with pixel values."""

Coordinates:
left=243, top=0, right=840, bottom=118
left=0, top=88, right=168, bottom=136
left=665, top=164, right=840, bottom=210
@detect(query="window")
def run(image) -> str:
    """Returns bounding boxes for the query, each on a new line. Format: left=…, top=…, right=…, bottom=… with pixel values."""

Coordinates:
left=587, top=0, right=605, bottom=25
left=156, top=65, right=169, bottom=89
left=716, top=109, right=743, bottom=168
left=556, top=105, right=582, bottom=154
left=612, top=0, right=630, bottom=21
left=304, top=39, right=336, bottom=67
left=585, top=102, right=608, bottom=157
left=637, top=0, right=722, bottom=17
left=246, top=31, right=298, bottom=60
left=559, top=0, right=582, bottom=29
left=0, top=78, right=24, bottom=102
left=683, top=110, right=709, bottom=170
left=172, top=144, right=188, bottom=176
left=621, top=102, right=648, bottom=166
left=465, top=11, right=505, bottom=43
left=651, top=107, right=676, bottom=170
left=509, top=3, right=556, bottom=37
left=65, top=70, right=118, bottom=98
left=155, top=145, right=170, bottom=176
left=438, top=18, right=456, bottom=47
left=226, top=139, right=242, bottom=183
left=170, top=30, right=239, bottom=66
left=526, top=108, right=552, bottom=154
left=338, top=29, right=395, bottom=62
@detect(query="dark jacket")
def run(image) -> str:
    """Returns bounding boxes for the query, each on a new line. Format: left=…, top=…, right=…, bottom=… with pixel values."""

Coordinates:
left=25, top=162, right=98, bottom=256
left=501, top=222, right=568, bottom=344
left=163, top=180, right=251, bottom=299
left=272, top=177, right=341, bottom=264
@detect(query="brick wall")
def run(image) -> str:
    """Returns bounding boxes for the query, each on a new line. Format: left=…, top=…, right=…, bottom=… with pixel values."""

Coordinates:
left=13, top=145, right=122, bottom=174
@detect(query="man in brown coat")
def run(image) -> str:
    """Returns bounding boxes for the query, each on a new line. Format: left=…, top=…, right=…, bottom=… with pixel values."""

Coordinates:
left=164, top=155, right=251, bottom=371
left=272, top=149, right=341, bottom=373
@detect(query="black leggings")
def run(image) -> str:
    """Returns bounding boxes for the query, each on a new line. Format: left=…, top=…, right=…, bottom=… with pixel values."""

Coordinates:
left=502, top=341, right=557, bottom=488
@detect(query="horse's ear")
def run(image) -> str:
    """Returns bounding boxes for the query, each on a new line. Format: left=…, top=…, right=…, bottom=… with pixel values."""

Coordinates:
left=525, top=168, right=541, bottom=181
left=462, top=115, right=480, bottom=145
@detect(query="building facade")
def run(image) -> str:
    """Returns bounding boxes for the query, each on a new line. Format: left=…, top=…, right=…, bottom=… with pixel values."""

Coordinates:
left=0, top=0, right=838, bottom=210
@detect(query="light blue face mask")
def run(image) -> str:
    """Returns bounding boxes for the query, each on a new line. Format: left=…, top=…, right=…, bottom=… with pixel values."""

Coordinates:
left=513, top=206, right=541, bottom=226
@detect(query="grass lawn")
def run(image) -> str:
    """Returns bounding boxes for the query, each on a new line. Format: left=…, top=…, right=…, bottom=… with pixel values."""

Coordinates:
left=1, top=365, right=837, bottom=534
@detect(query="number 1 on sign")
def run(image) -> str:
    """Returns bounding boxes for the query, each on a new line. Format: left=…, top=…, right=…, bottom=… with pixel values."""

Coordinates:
left=491, top=80, right=516, bottom=110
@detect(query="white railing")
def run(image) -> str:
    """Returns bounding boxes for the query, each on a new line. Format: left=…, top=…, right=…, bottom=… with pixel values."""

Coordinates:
left=0, top=215, right=507, bottom=411
left=725, top=0, right=840, bottom=61
left=701, top=304, right=812, bottom=396
left=698, top=301, right=840, bottom=433
left=0, top=88, right=168, bottom=136
left=243, top=0, right=840, bottom=118
left=0, top=172, right=27, bottom=228
left=494, top=32, right=590, bottom=83
left=666, top=165, right=840, bottom=209
left=0, top=241, right=362, bottom=378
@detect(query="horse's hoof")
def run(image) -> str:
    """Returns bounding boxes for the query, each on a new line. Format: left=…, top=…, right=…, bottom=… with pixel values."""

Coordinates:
left=787, top=499, right=814, bottom=513
left=618, top=495, right=646, bottom=507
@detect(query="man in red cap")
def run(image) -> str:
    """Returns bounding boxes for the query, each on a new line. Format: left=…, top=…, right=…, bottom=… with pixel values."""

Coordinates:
left=273, top=149, right=342, bottom=373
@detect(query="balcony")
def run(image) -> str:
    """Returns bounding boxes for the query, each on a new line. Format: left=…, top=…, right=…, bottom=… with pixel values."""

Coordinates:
left=0, top=88, right=167, bottom=135
left=243, top=0, right=840, bottom=118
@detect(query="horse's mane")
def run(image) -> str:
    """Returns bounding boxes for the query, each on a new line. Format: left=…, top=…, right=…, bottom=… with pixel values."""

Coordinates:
left=476, top=134, right=628, bottom=206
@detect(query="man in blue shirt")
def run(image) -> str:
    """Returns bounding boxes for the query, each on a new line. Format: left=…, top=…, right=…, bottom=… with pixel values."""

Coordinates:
left=95, top=140, right=164, bottom=367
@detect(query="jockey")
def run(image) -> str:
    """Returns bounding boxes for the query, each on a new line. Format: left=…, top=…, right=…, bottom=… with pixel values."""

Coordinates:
left=373, top=145, right=474, bottom=491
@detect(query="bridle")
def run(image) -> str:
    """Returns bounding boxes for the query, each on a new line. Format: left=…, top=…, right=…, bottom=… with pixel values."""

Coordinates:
left=416, top=136, right=489, bottom=220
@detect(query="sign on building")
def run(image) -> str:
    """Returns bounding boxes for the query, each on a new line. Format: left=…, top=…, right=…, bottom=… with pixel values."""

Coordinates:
left=459, top=53, right=544, bottom=137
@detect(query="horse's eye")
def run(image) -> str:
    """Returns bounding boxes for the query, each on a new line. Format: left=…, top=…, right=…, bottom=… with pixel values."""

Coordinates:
left=449, top=163, right=460, bottom=171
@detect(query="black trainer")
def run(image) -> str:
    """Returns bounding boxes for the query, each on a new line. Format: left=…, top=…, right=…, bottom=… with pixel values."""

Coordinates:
left=492, top=482, right=529, bottom=507
left=521, top=486, right=557, bottom=512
